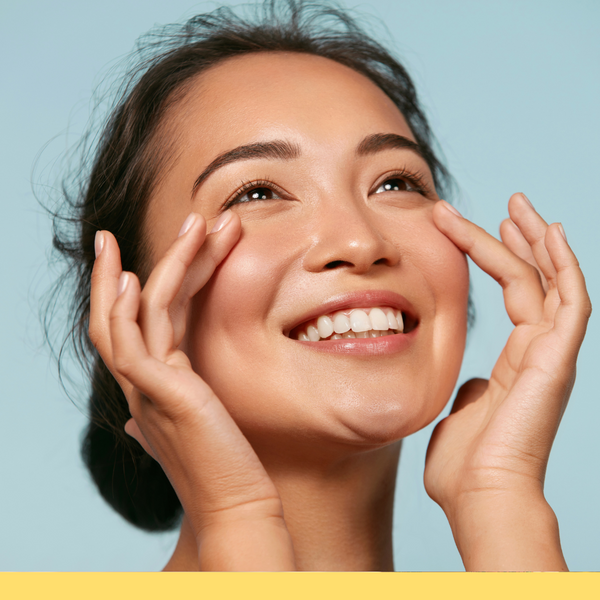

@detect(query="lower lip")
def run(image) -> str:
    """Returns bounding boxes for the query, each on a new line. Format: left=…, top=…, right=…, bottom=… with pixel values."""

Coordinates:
left=292, top=327, right=417, bottom=355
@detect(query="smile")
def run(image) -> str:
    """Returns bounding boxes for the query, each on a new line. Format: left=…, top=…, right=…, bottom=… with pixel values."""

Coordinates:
left=291, top=306, right=406, bottom=341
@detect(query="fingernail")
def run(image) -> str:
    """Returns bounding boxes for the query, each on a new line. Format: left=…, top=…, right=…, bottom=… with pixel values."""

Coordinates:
left=210, top=210, right=232, bottom=233
left=441, top=200, right=462, bottom=217
left=520, top=193, right=534, bottom=208
left=558, top=223, right=567, bottom=241
left=94, top=231, right=105, bottom=258
left=178, top=213, right=196, bottom=237
left=117, top=272, right=129, bottom=297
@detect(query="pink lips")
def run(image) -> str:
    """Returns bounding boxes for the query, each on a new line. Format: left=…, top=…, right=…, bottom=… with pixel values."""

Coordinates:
left=295, top=326, right=417, bottom=355
left=285, top=290, right=418, bottom=355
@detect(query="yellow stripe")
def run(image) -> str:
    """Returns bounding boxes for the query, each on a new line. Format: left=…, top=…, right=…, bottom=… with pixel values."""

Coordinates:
left=2, top=572, right=598, bottom=600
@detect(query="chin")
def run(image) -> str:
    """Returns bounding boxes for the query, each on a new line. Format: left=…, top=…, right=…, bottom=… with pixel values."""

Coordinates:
left=328, top=389, right=447, bottom=447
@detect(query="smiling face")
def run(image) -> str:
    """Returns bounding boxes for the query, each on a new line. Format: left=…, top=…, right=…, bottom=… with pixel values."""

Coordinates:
left=145, top=52, right=469, bottom=458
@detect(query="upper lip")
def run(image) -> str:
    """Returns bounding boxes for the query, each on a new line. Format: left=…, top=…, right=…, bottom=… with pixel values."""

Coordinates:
left=284, top=290, right=417, bottom=337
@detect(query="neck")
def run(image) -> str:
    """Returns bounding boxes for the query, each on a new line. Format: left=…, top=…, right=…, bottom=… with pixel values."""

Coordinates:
left=165, top=441, right=401, bottom=571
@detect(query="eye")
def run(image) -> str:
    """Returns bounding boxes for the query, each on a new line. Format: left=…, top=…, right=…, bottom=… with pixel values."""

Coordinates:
left=224, top=180, right=285, bottom=209
left=371, top=169, right=431, bottom=197
left=374, top=178, right=411, bottom=193
left=238, top=187, right=278, bottom=202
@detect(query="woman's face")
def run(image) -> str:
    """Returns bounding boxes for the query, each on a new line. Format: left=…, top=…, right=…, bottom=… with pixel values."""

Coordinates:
left=146, top=52, right=469, bottom=455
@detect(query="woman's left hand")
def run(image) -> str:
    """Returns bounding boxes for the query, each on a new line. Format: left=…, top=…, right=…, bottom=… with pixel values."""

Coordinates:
left=424, top=193, right=591, bottom=571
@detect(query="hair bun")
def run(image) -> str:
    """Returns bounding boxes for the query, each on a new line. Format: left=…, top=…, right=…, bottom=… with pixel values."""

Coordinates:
left=82, top=373, right=182, bottom=532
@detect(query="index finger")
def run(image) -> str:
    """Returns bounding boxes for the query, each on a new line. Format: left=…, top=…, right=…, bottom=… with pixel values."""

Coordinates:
left=433, top=201, right=546, bottom=326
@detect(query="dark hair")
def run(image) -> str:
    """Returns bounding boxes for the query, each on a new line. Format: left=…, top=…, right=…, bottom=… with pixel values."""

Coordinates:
left=46, top=0, right=456, bottom=531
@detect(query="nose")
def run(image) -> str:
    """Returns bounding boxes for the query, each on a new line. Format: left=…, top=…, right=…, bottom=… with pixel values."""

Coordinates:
left=303, top=196, right=401, bottom=274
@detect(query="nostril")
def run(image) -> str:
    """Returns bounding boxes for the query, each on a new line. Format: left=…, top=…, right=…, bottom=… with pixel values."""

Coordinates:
left=324, top=260, right=346, bottom=269
left=324, top=257, right=388, bottom=269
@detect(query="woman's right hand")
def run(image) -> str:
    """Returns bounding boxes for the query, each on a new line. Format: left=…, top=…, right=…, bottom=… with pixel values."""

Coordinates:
left=89, top=211, right=296, bottom=571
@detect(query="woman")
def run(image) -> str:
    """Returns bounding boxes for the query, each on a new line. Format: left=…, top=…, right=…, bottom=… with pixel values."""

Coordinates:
left=49, top=0, right=590, bottom=570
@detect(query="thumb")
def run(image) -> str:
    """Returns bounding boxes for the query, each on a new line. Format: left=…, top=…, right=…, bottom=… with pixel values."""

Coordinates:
left=450, top=378, right=489, bottom=414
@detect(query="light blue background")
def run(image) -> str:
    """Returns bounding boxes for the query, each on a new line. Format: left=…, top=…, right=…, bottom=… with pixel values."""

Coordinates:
left=1, top=0, right=598, bottom=570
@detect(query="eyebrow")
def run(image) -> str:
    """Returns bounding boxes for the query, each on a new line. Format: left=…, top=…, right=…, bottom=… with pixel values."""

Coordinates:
left=356, top=133, right=425, bottom=159
left=190, top=133, right=425, bottom=195
left=191, top=140, right=301, bottom=195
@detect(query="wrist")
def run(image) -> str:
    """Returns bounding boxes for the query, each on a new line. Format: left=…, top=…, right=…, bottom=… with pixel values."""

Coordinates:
left=198, top=517, right=296, bottom=571
left=445, top=491, right=567, bottom=571
left=194, top=501, right=296, bottom=571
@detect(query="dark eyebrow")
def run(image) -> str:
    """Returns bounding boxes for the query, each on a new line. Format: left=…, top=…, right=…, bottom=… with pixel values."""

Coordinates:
left=356, top=133, right=425, bottom=159
left=191, top=134, right=423, bottom=196
left=191, top=140, right=301, bottom=195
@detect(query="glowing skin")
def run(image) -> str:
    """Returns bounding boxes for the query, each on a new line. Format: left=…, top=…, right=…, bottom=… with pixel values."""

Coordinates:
left=91, top=51, right=589, bottom=572
left=146, top=53, right=469, bottom=455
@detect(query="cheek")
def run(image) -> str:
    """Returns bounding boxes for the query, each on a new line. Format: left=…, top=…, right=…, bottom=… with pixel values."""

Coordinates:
left=184, top=211, right=471, bottom=445
left=400, top=213, right=470, bottom=314
left=185, top=226, right=292, bottom=379
left=397, top=217, right=470, bottom=413
left=424, top=230, right=469, bottom=408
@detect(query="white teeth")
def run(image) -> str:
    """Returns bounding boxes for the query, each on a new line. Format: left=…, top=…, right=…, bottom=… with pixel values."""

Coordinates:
left=333, top=313, right=351, bottom=334
left=307, top=324, right=320, bottom=342
left=386, top=309, right=399, bottom=330
left=317, top=315, right=334, bottom=338
left=369, top=307, right=389, bottom=331
left=295, top=306, right=408, bottom=340
left=395, top=310, right=404, bottom=333
left=350, top=310, right=371, bottom=332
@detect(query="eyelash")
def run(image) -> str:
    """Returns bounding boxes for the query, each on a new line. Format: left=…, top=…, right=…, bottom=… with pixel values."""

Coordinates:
left=373, top=168, right=431, bottom=196
left=222, top=168, right=432, bottom=210
left=222, top=179, right=284, bottom=210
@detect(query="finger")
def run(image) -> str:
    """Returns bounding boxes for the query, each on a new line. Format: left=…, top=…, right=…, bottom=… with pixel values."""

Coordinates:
left=433, top=201, right=546, bottom=325
left=169, top=210, right=241, bottom=346
left=124, top=418, right=157, bottom=460
left=499, top=219, right=534, bottom=264
left=137, top=213, right=207, bottom=359
left=110, top=270, right=213, bottom=411
left=110, top=271, right=174, bottom=410
left=139, top=210, right=241, bottom=358
left=507, top=193, right=557, bottom=289
left=89, top=230, right=134, bottom=397
left=111, top=270, right=278, bottom=517
left=499, top=218, right=549, bottom=294
left=544, top=223, right=592, bottom=356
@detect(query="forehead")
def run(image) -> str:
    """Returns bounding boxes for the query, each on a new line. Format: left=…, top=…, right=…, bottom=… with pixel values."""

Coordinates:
left=168, top=51, right=414, bottom=153
left=144, top=52, right=421, bottom=267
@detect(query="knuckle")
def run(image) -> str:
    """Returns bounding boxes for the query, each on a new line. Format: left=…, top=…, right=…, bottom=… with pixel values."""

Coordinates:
left=461, top=233, right=476, bottom=253
left=509, top=261, right=541, bottom=290
left=162, top=245, right=193, bottom=277
left=205, top=251, right=219, bottom=273
left=112, top=352, right=135, bottom=378
left=173, top=249, right=191, bottom=270
left=531, top=231, right=546, bottom=247
left=108, top=309, right=122, bottom=330
left=141, top=286, right=168, bottom=313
